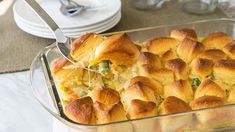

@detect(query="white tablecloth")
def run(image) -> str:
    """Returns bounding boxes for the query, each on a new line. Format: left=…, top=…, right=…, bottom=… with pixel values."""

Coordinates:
left=0, top=71, right=52, bottom=132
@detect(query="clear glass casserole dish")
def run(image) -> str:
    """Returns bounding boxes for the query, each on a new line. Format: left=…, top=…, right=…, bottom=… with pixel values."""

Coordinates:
left=30, top=18, right=235, bottom=132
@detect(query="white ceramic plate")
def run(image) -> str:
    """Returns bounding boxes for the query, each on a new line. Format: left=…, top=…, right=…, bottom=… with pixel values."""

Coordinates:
left=14, top=12, right=121, bottom=39
left=14, top=11, right=121, bottom=34
left=14, top=9, right=120, bottom=33
left=14, top=0, right=121, bottom=29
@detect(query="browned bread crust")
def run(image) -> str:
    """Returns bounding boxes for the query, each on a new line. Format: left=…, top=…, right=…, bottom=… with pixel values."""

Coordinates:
left=195, top=78, right=225, bottom=99
left=64, top=97, right=96, bottom=124
left=165, top=58, right=188, bottom=80
left=164, top=80, right=193, bottom=103
left=223, top=40, right=235, bottom=59
left=202, top=32, right=232, bottom=49
left=128, top=99, right=158, bottom=119
left=159, top=96, right=191, bottom=115
left=139, top=66, right=174, bottom=86
left=93, top=33, right=140, bottom=66
left=94, top=101, right=127, bottom=123
left=130, top=76, right=163, bottom=97
left=191, top=96, right=226, bottom=110
left=170, top=28, right=197, bottom=41
left=138, top=52, right=162, bottom=68
left=197, top=49, right=227, bottom=61
left=177, top=38, right=205, bottom=63
left=90, top=87, right=120, bottom=106
left=214, top=59, right=235, bottom=83
left=147, top=37, right=179, bottom=55
left=190, top=58, right=214, bottom=79
left=51, top=56, right=70, bottom=73
left=70, top=33, right=104, bottom=64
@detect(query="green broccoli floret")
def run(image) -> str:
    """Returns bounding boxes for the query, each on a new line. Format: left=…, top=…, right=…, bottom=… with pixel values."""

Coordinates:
left=99, top=60, right=110, bottom=75
left=191, top=78, right=201, bottom=90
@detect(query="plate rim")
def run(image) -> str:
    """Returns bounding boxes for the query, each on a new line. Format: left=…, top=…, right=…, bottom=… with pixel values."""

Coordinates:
left=13, top=0, right=121, bottom=29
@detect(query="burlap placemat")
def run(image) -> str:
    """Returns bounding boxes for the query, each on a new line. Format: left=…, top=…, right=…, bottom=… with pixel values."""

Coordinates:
left=0, top=0, right=228, bottom=73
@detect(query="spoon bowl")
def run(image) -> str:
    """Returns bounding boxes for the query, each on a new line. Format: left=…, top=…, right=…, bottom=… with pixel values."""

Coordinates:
left=59, top=0, right=85, bottom=17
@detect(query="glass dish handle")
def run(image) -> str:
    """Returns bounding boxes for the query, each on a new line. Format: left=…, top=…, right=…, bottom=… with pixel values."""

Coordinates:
left=30, top=53, right=61, bottom=118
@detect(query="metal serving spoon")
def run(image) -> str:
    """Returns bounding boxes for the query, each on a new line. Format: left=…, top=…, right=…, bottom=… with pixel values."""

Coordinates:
left=59, top=0, right=85, bottom=17
left=24, top=0, right=74, bottom=63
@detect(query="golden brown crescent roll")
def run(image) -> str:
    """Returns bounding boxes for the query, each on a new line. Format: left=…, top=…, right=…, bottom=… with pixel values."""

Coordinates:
left=159, top=96, right=192, bottom=132
left=191, top=96, right=226, bottom=110
left=89, top=87, right=120, bottom=106
left=228, top=88, right=235, bottom=103
left=128, top=100, right=158, bottom=132
left=202, top=32, right=232, bottom=49
left=147, top=37, right=179, bottom=55
left=137, top=52, right=162, bottom=68
left=194, top=79, right=226, bottom=99
left=70, top=33, right=104, bottom=65
left=130, top=76, right=163, bottom=98
left=51, top=56, right=81, bottom=82
left=160, top=49, right=178, bottom=62
left=223, top=40, right=235, bottom=59
left=191, top=96, right=233, bottom=129
left=151, top=68, right=175, bottom=86
left=51, top=56, right=93, bottom=86
left=170, top=28, right=197, bottom=41
left=127, top=99, right=158, bottom=119
left=91, top=88, right=127, bottom=124
left=94, top=101, right=127, bottom=124
left=64, top=97, right=96, bottom=124
left=121, top=81, right=157, bottom=109
left=164, top=80, right=193, bottom=103
left=139, top=66, right=174, bottom=86
left=165, top=58, right=189, bottom=80
left=177, top=38, right=205, bottom=63
left=190, top=58, right=213, bottom=79
left=159, top=96, right=191, bottom=115
left=122, top=78, right=160, bottom=132
left=92, top=33, right=140, bottom=66
left=51, top=56, right=70, bottom=74
left=214, top=59, right=235, bottom=84
left=95, top=102, right=133, bottom=132
left=51, top=57, right=89, bottom=103
left=197, top=49, right=227, bottom=61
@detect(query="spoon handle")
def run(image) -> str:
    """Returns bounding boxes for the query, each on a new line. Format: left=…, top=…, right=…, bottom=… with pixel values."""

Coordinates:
left=59, top=0, right=69, bottom=5
left=23, top=0, right=67, bottom=43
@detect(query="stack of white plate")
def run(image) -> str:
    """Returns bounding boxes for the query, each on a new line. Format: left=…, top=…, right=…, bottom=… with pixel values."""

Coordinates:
left=13, top=0, right=121, bottom=39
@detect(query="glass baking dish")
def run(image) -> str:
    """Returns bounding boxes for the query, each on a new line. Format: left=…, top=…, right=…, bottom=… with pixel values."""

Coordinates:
left=30, top=18, right=235, bottom=132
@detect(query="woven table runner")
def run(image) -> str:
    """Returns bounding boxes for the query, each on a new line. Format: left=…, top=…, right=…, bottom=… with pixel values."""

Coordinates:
left=0, top=0, right=228, bottom=73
